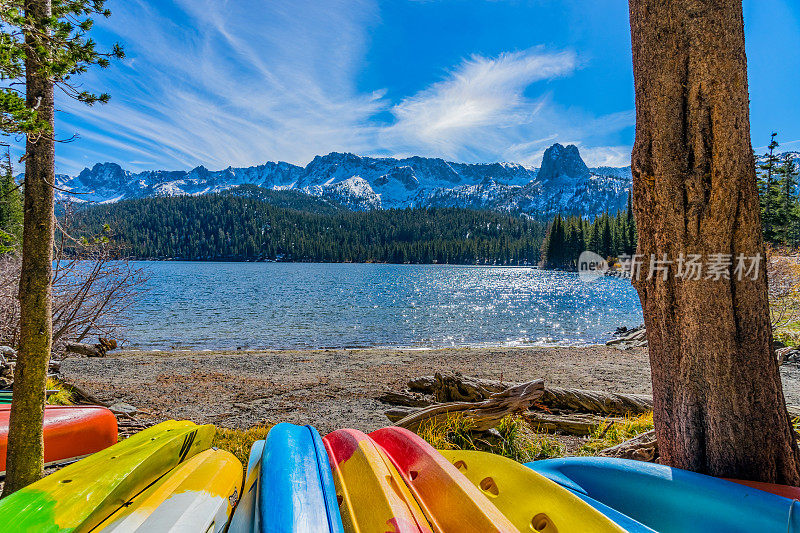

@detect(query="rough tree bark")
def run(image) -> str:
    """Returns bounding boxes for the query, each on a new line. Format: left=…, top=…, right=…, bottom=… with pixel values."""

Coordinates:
left=628, top=0, right=800, bottom=482
left=3, top=0, right=56, bottom=496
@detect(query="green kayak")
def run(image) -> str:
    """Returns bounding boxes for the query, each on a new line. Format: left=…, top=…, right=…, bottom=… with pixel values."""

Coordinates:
left=0, top=420, right=214, bottom=533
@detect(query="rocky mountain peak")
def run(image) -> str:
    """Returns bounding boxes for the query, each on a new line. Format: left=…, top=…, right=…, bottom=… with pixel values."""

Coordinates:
left=76, top=162, right=127, bottom=187
left=537, top=143, right=590, bottom=182
left=56, top=143, right=633, bottom=216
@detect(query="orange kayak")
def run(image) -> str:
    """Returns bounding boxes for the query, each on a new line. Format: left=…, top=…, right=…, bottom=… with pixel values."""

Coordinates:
left=369, top=426, right=517, bottom=532
left=0, top=404, right=117, bottom=475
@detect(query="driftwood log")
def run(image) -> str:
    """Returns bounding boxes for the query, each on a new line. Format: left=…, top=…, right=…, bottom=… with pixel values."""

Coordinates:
left=65, top=338, right=117, bottom=358
left=526, top=412, right=620, bottom=436
left=394, top=379, right=545, bottom=432
left=398, top=373, right=653, bottom=415
left=541, top=387, right=653, bottom=416
left=385, top=406, right=417, bottom=423
left=377, top=391, right=432, bottom=408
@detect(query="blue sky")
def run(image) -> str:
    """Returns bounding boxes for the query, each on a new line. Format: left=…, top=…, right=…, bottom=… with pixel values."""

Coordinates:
left=41, top=0, right=800, bottom=175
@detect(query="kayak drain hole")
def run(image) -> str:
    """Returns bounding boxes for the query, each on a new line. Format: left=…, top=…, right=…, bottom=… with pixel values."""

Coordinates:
left=531, top=513, right=555, bottom=533
left=409, top=470, right=419, bottom=480
left=453, top=460, right=467, bottom=471
left=336, top=495, right=343, bottom=506
left=479, top=477, right=499, bottom=496
left=60, top=479, right=72, bottom=484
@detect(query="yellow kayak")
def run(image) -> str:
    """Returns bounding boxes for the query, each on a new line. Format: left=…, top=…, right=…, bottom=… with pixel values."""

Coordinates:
left=93, top=448, right=242, bottom=533
left=323, top=429, right=433, bottom=533
left=0, top=420, right=214, bottom=533
left=439, top=450, right=625, bottom=533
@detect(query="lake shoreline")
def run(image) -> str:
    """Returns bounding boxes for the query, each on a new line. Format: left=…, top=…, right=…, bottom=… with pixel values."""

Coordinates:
left=60, top=344, right=800, bottom=435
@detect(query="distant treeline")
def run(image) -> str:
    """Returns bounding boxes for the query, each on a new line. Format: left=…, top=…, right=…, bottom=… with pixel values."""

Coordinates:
left=540, top=197, right=637, bottom=269
left=72, top=192, right=548, bottom=265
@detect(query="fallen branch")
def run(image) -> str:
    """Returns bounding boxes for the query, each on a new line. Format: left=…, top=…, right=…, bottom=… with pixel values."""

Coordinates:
left=385, top=406, right=416, bottom=422
left=377, top=391, right=432, bottom=408
left=65, top=338, right=117, bottom=358
left=431, top=373, right=507, bottom=402
left=540, top=387, right=653, bottom=416
left=526, top=412, right=619, bottom=436
left=394, top=379, right=545, bottom=432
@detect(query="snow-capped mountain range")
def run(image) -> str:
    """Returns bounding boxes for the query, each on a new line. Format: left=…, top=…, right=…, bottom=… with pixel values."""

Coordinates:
left=56, top=143, right=634, bottom=216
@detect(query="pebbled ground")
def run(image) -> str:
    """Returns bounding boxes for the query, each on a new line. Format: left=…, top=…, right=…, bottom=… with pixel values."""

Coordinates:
left=60, top=346, right=800, bottom=435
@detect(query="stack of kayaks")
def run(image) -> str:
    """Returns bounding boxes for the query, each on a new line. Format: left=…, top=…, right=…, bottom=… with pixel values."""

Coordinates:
left=230, top=424, right=626, bottom=532
left=0, top=420, right=240, bottom=533
left=4, top=421, right=800, bottom=532
left=0, top=404, right=118, bottom=475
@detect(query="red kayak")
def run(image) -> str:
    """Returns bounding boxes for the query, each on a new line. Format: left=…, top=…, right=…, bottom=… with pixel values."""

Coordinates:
left=726, top=478, right=800, bottom=500
left=0, top=405, right=117, bottom=475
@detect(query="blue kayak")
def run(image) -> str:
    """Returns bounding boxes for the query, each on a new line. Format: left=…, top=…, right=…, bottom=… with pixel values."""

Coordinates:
left=526, top=457, right=800, bottom=533
left=227, top=423, right=344, bottom=533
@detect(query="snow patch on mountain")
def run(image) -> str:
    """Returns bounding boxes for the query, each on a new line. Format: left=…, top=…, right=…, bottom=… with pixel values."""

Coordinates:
left=56, top=143, right=637, bottom=216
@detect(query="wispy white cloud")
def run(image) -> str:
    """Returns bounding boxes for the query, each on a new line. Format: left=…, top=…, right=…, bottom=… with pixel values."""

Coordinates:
left=54, top=0, right=387, bottom=173
left=382, top=48, right=576, bottom=157
left=379, top=48, right=633, bottom=166
left=48, top=0, right=633, bottom=175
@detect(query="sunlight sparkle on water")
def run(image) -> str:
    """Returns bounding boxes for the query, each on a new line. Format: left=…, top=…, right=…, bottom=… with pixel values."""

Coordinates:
left=122, top=263, right=643, bottom=350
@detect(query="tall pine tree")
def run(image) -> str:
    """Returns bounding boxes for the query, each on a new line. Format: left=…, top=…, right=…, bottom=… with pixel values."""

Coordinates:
left=0, top=149, right=23, bottom=252
left=758, top=133, right=781, bottom=242
left=0, top=0, right=123, bottom=495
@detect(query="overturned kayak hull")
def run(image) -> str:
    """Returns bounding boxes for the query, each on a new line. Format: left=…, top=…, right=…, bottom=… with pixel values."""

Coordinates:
left=0, top=404, right=118, bottom=475
left=0, top=420, right=214, bottom=533
left=439, top=449, right=627, bottom=533
left=324, top=428, right=432, bottom=533
left=369, top=426, right=517, bottom=532
left=227, top=440, right=265, bottom=533
left=230, top=423, right=344, bottom=533
left=526, top=456, right=800, bottom=533
left=95, top=448, right=243, bottom=533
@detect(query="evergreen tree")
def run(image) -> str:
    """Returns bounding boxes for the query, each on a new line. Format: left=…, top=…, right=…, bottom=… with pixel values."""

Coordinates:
left=0, top=150, right=23, bottom=253
left=757, top=133, right=781, bottom=242
left=540, top=214, right=566, bottom=268
left=600, top=213, right=613, bottom=258
left=776, top=154, right=799, bottom=245
left=625, top=193, right=637, bottom=254
left=0, top=0, right=124, bottom=495
left=538, top=209, right=636, bottom=270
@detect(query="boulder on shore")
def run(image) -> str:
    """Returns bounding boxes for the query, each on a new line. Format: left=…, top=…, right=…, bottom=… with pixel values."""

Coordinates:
left=606, top=325, right=647, bottom=350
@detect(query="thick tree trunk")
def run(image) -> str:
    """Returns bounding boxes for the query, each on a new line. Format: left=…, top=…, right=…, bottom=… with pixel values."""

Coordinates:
left=628, top=0, right=800, bottom=482
left=2, top=0, right=56, bottom=497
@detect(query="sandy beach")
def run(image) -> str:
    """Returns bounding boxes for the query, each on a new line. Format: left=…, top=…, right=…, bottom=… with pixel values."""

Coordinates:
left=60, top=345, right=800, bottom=435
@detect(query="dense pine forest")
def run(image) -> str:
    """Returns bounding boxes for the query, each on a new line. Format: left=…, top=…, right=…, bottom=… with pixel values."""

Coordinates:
left=539, top=203, right=637, bottom=269
left=6, top=135, right=796, bottom=269
left=72, top=189, right=547, bottom=265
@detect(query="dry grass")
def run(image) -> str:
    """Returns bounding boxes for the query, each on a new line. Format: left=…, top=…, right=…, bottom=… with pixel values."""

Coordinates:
left=415, top=414, right=564, bottom=462
left=45, top=377, right=74, bottom=405
left=578, top=411, right=654, bottom=455
left=212, top=424, right=274, bottom=465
